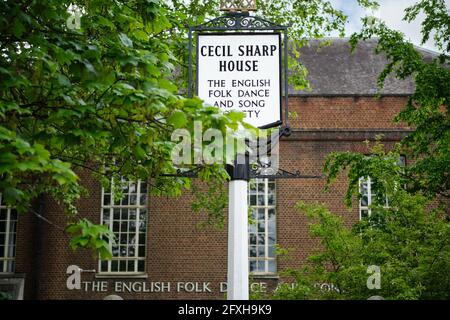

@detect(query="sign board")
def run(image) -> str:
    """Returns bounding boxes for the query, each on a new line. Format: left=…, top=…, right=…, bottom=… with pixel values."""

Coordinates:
left=197, top=33, right=281, bottom=129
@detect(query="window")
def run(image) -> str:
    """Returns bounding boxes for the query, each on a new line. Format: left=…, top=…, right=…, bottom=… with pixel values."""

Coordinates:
left=0, top=194, right=17, bottom=273
left=248, top=178, right=276, bottom=274
left=99, top=180, right=148, bottom=274
left=359, top=177, right=381, bottom=220
left=359, top=156, right=406, bottom=220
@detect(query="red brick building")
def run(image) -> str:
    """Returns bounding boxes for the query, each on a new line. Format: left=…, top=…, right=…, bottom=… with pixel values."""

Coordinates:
left=0, top=39, right=435, bottom=300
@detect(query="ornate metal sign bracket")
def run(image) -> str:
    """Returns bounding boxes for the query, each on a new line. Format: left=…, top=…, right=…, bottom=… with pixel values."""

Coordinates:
left=162, top=12, right=321, bottom=181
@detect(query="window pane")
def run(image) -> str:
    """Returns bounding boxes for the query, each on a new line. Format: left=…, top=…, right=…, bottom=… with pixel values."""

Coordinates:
left=103, top=194, right=111, bottom=206
left=100, top=260, right=108, bottom=272
left=8, top=242, right=16, bottom=258
left=6, top=260, right=14, bottom=273
left=249, top=261, right=257, bottom=272
left=361, top=196, right=368, bottom=207
left=139, top=233, right=146, bottom=245
left=102, top=209, right=110, bottom=223
left=138, top=260, right=145, bottom=272
left=268, top=220, right=275, bottom=233
left=249, top=234, right=257, bottom=245
left=140, top=194, right=147, bottom=205
left=257, top=195, right=264, bottom=205
left=139, top=209, right=147, bottom=222
left=360, top=181, right=368, bottom=195
left=138, top=245, right=145, bottom=257
left=10, top=210, right=17, bottom=221
left=8, top=233, right=15, bottom=247
left=249, top=246, right=257, bottom=257
left=139, top=221, right=146, bottom=233
left=129, top=209, right=136, bottom=220
left=128, top=260, right=135, bottom=272
left=257, top=182, right=264, bottom=193
left=0, top=209, right=7, bottom=220
left=251, top=208, right=257, bottom=220
left=257, top=208, right=265, bottom=220
left=257, top=261, right=265, bottom=272
left=257, top=234, right=265, bottom=245
left=268, top=260, right=276, bottom=273
left=268, top=194, right=275, bottom=205
left=268, top=245, right=275, bottom=257
left=257, top=246, right=265, bottom=257
left=361, top=210, right=369, bottom=219
left=257, top=221, right=265, bottom=233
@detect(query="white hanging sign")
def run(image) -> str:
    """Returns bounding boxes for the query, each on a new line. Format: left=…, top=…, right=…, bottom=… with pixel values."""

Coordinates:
left=197, top=33, right=282, bottom=129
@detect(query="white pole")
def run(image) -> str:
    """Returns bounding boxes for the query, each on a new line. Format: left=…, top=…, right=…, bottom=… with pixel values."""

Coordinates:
left=227, top=179, right=249, bottom=300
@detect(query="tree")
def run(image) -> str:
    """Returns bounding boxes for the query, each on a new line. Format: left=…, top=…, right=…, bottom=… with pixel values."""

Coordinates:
left=267, top=0, right=450, bottom=300
left=268, top=141, right=450, bottom=300
left=0, top=0, right=247, bottom=257
left=348, top=0, right=450, bottom=199
left=0, top=0, right=361, bottom=256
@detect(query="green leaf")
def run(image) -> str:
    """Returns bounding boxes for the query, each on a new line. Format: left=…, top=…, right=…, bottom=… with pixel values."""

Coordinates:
left=12, top=19, right=25, bottom=38
left=167, top=110, right=187, bottom=128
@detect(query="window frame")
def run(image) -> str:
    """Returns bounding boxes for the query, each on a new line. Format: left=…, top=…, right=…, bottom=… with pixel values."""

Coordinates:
left=248, top=178, right=277, bottom=275
left=358, top=155, right=406, bottom=220
left=0, top=194, right=17, bottom=274
left=98, top=179, right=148, bottom=276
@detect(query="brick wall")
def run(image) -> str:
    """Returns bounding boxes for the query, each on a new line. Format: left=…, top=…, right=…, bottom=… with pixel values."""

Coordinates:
left=13, top=96, right=411, bottom=299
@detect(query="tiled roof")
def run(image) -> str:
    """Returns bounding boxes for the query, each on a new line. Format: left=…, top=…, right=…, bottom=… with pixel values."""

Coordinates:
left=291, top=38, right=438, bottom=95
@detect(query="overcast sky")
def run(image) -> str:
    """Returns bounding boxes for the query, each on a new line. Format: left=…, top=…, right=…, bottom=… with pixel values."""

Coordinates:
left=329, top=0, right=449, bottom=52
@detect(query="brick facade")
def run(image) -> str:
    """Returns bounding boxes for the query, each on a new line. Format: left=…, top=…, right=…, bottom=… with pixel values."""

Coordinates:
left=8, top=95, right=411, bottom=300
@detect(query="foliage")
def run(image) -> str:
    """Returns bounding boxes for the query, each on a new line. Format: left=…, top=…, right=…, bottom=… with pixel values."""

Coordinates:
left=324, top=138, right=406, bottom=208
left=273, top=137, right=450, bottom=299
left=0, top=0, right=362, bottom=256
left=0, top=291, right=12, bottom=300
left=349, top=0, right=450, bottom=199
left=272, top=2, right=450, bottom=298
left=66, top=218, right=115, bottom=259
left=270, top=191, right=450, bottom=300
left=0, top=0, right=247, bottom=255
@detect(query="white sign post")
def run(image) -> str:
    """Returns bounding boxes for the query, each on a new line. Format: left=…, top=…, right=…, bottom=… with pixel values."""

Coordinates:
left=197, top=33, right=281, bottom=300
